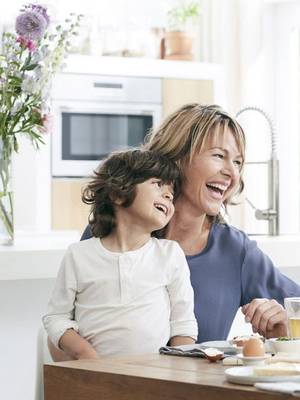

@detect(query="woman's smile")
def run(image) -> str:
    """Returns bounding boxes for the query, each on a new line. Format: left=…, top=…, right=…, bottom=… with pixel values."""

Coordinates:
left=205, top=180, right=231, bottom=200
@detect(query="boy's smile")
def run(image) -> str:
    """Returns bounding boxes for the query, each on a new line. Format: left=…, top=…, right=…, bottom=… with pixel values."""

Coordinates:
left=116, top=178, right=175, bottom=234
left=154, top=202, right=170, bottom=217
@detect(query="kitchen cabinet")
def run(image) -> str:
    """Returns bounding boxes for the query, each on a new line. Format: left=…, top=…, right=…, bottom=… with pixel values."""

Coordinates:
left=47, top=55, right=225, bottom=232
left=52, top=178, right=90, bottom=231
left=162, top=78, right=214, bottom=117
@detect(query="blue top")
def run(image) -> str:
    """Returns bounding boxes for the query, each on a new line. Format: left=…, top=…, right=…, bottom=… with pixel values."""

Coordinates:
left=81, top=223, right=300, bottom=343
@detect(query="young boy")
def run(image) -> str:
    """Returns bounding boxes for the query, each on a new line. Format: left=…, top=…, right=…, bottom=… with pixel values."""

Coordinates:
left=43, top=149, right=197, bottom=360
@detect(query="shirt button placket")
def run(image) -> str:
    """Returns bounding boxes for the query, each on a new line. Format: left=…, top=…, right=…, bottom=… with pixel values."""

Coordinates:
left=119, top=254, right=132, bottom=303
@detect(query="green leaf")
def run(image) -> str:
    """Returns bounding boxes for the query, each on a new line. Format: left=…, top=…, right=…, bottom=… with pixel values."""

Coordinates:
left=23, top=63, right=39, bottom=71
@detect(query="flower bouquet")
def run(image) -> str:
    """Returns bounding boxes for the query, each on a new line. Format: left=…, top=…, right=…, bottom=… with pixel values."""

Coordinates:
left=0, top=4, right=82, bottom=244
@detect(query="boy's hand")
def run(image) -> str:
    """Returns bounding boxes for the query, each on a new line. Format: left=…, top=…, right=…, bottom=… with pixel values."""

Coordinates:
left=77, top=348, right=98, bottom=360
left=59, top=329, right=98, bottom=360
left=170, top=336, right=195, bottom=346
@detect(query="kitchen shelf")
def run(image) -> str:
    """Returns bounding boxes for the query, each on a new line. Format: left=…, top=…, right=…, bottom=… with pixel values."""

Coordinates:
left=60, top=55, right=226, bottom=107
left=63, top=54, right=224, bottom=80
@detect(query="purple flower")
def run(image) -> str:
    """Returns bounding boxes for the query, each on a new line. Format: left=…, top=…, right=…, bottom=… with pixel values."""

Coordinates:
left=23, top=4, right=50, bottom=27
left=15, top=10, right=47, bottom=40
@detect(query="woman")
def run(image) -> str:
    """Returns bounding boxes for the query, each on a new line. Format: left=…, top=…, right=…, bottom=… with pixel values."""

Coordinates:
left=81, top=104, right=300, bottom=343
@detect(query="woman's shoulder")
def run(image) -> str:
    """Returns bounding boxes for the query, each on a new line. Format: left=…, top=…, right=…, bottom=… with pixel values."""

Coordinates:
left=207, top=223, right=261, bottom=269
left=212, top=222, right=252, bottom=249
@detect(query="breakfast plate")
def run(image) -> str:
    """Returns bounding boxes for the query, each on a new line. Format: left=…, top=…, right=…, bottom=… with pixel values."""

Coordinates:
left=200, top=341, right=238, bottom=354
left=266, top=338, right=300, bottom=353
left=225, top=366, right=300, bottom=385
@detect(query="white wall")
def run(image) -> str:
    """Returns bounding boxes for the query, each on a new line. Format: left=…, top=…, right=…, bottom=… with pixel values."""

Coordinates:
left=0, top=279, right=55, bottom=400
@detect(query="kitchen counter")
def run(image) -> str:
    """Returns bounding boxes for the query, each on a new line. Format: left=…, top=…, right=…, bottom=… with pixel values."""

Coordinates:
left=251, top=235, right=300, bottom=268
left=0, top=232, right=299, bottom=281
left=0, top=231, right=80, bottom=280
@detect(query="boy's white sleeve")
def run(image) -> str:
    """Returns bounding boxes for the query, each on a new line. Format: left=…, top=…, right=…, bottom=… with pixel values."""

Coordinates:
left=42, top=247, right=79, bottom=349
left=167, top=243, right=198, bottom=340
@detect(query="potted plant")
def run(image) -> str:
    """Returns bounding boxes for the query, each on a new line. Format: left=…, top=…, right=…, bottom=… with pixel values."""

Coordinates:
left=162, top=1, right=201, bottom=61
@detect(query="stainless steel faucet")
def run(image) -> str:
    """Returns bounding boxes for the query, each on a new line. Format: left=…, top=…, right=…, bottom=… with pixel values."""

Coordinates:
left=236, top=106, right=279, bottom=235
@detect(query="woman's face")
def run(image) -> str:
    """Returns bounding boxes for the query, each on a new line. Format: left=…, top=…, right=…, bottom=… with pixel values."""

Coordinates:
left=180, top=128, right=243, bottom=217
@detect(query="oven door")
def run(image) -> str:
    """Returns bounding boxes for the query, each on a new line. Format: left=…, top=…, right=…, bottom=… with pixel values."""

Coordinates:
left=51, top=101, right=162, bottom=177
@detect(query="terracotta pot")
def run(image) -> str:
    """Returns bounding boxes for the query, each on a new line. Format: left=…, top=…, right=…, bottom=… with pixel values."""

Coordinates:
left=162, top=31, right=194, bottom=60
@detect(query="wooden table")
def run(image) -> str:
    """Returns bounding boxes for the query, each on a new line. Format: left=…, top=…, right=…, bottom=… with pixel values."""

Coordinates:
left=44, top=354, right=292, bottom=400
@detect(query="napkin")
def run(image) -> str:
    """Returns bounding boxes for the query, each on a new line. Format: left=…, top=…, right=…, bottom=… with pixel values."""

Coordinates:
left=255, top=382, right=300, bottom=397
left=159, top=344, right=206, bottom=358
left=222, top=356, right=243, bottom=366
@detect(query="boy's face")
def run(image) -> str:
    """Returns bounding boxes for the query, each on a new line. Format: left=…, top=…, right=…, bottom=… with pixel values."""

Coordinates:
left=119, top=178, right=175, bottom=232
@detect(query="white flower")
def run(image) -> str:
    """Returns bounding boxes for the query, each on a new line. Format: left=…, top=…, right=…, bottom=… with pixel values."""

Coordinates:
left=21, top=75, right=40, bottom=94
left=40, top=102, right=50, bottom=114
left=33, top=65, right=43, bottom=79
left=11, top=100, right=23, bottom=115
left=41, top=45, right=51, bottom=59
left=31, top=50, right=42, bottom=63
left=41, top=82, right=51, bottom=100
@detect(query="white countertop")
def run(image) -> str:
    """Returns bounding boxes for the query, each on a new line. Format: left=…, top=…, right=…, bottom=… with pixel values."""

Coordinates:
left=0, top=231, right=80, bottom=280
left=251, top=235, right=300, bottom=268
left=0, top=231, right=300, bottom=280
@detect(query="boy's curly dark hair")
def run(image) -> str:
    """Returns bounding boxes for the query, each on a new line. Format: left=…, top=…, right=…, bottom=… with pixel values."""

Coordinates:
left=82, top=149, right=181, bottom=238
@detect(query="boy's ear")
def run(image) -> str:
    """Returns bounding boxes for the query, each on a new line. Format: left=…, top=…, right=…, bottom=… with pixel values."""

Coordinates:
left=109, top=193, right=123, bottom=206
left=113, top=197, right=123, bottom=206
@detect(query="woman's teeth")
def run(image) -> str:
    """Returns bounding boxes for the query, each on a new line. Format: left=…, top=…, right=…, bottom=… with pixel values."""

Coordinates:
left=206, top=183, right=227, bottom=196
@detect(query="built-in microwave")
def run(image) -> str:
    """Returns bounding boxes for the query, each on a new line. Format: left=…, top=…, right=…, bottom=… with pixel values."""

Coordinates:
left=51, top=74, right=162, bottom=177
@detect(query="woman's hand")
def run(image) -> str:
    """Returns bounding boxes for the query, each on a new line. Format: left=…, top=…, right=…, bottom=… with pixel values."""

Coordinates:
left=241, top=298, right=288, bottom=338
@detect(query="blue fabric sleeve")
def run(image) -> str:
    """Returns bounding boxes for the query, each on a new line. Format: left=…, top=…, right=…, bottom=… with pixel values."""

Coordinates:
left=81, top=225, right=93, bottom=241
left=241, top=238, right=300, bottom=306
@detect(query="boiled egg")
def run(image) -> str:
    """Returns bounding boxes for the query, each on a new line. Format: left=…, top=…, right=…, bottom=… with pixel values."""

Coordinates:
left=242, top=338, right=265, bottom=357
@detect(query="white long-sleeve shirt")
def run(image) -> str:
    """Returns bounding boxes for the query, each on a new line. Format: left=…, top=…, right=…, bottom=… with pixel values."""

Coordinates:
left=43, top=237, right=198, bottom=356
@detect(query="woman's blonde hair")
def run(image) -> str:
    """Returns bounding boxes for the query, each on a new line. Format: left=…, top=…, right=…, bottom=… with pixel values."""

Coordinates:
left=144, top=103, right=246, bottom=218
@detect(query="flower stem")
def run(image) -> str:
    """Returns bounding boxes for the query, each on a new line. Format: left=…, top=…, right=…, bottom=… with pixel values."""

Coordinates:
left=0, top=147, right=13, bottom=241
left=0, top=197, right=13, bottom=239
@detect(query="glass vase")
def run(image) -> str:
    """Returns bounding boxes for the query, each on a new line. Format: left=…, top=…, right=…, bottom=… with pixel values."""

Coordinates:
left=0, top=140, right=13, bottom=245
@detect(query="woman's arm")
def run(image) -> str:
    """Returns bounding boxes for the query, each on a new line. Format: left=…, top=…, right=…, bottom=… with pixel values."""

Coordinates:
left=241, top=238, right=299, bottom=338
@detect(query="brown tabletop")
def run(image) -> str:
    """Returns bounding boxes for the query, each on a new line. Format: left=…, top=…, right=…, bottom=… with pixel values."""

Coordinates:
left=44, top=354, right=292, bottom=400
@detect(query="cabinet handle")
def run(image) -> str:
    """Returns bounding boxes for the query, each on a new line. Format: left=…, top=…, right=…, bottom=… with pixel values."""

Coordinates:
left=93, top=82, right=123, bottom=89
